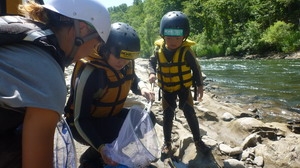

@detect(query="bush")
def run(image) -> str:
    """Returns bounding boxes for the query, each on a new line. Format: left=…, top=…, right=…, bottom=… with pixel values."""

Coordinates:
left=192, top=33, right=225, bottom=58
left=261, top=21, right=299, bottom=53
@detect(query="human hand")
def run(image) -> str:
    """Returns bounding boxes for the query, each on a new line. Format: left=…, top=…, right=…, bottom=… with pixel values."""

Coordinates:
left=198, top=86, right=204, bottom=101
left=141, top=87, right=155, bottom=102
left=149, top=74, right=156, bottom=84
left=98, top=145, right=118, bottom=166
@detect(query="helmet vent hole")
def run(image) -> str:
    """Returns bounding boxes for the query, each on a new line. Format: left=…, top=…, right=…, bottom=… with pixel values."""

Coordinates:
left=73, top=12, right=77, bottom=16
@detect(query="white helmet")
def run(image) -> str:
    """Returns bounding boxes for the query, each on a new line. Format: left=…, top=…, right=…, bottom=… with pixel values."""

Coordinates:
left=43, top=0, right=111, bottom=42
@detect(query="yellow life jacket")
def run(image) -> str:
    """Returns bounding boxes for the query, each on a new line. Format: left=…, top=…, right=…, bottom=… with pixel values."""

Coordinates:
left=155, top=39, right=195, bottom=92
left=71, top=52, right=134, bottom=117
left=1, top=0, right=22, bottom=15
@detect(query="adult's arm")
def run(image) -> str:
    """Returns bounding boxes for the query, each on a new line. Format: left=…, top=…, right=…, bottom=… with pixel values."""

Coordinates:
left=22, top=107, right=60, bottom=168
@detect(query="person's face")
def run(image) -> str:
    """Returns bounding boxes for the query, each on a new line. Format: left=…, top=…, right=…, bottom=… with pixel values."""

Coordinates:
left=73, top=38, right=102, bottom=62
left=63, top=21, right=103, bottom=63
left=107, top=53, right=130, bottom=71
left=164, top=36, right=184, bottom=50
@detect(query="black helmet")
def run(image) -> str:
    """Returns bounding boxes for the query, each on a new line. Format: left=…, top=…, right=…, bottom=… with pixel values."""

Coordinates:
left=159, top=11, right=190, bottom=38
left=100, top=22, right=140, bottom=60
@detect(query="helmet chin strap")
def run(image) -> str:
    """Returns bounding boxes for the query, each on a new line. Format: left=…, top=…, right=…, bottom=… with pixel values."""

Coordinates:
left=64, top=20, right=99, bottom=67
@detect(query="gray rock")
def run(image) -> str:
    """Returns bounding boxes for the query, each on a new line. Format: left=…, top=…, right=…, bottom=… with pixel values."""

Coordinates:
left=219, top=143, right=243, bottom=156
left=222, top=112, right=235, bottom=121
left=224, top=159, right=245, bottom=168
left=240, top=150, right=250, bottom=161
left=254, top=156, right=264, bottom=166
left=241, top=133, right=260, bottom=150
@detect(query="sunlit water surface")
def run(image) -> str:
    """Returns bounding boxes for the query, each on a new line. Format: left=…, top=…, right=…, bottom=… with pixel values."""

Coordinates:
left=201, top=59, right=300, bottom=122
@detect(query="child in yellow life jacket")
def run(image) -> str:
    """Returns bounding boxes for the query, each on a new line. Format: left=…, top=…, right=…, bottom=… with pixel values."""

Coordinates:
left=148, top=11, right=210, bottom=155
left=64, top=22, right=156, bottom=167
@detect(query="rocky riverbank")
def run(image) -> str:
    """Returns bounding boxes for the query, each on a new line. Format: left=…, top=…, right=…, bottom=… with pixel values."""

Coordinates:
left=66, top=57, right=300, bottom=168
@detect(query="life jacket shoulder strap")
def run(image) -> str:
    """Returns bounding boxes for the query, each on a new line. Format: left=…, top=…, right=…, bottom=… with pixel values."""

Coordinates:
left=0, top=15, right=50, bottom=45
left=0, top=15, right=64, bottom=70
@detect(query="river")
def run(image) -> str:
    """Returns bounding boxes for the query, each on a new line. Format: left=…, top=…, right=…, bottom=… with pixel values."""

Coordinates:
left=200, top=59, right=300, bottom=122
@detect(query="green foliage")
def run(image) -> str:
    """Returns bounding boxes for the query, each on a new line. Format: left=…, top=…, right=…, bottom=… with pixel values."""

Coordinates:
left=108, top=0, right=300, bottom=57
left=108, top=4, right=129, bottom=23
left=261, top=21, right=300, bottom=53
left=228, top=21, right=263, bottom=55
left=182, top=0, right=204, bottom=34
left=192, top=33, right=225, bottom=58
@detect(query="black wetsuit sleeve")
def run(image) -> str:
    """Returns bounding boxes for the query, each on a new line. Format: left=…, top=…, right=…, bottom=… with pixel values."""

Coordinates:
left=131, top=72, right=142, bottom=95
left=148, top=54, right=157, bottom=74
left=185, top=50, right=204, bottom=86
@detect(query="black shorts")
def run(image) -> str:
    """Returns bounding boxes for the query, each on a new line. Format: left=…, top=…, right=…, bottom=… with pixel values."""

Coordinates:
left=0, top=108, right=24, bottom=168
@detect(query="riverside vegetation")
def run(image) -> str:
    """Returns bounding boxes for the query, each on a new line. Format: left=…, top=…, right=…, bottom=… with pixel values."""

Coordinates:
left=107, top=0, right=300, bottom=59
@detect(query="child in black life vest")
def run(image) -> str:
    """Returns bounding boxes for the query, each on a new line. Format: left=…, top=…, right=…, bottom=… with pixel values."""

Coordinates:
left=148, top=11, right=210, bottom=154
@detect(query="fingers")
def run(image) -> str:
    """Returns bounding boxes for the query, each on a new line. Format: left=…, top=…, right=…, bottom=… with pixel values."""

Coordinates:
left=149, top=74, right=156, bottom=84
left=149, top=78, right=155, bottom=84
left=101, top=152, right=118, bottom=166
left=144, top=90, right=155, bottom=102
left=140, top=86, right=155, bottom=102
left=149, top=91, right=155, bottom=102
left=197, top=86, right=204, bottom=101
left=198, top=95, right=203, bottom=102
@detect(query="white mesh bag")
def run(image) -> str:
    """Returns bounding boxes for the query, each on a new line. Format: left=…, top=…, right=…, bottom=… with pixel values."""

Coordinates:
left=53, top=117, right=77, bottom=168
left=105, top=105, right=160, bottom=168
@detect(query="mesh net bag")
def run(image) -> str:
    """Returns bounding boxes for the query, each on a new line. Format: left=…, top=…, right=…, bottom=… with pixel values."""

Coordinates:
left=53, top=118, right=77, bottom=168
left=105, top=105, right=160, bottom=168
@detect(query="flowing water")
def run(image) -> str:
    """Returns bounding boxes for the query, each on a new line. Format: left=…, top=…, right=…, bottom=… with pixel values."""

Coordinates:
left=200, top=59, right=300, bottom=121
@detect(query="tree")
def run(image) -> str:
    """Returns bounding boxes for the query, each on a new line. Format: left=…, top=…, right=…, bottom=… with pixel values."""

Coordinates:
left=108, top=0, right=300, bottom=57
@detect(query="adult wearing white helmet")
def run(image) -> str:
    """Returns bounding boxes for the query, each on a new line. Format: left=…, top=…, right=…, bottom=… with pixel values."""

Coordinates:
left=0, top=0, right=110, bottom=167
left=42, top=0, right=111, bottom=65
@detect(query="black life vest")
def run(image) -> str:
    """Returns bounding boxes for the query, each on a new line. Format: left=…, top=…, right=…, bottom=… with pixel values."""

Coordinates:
left=0, top=15, right=65, bottom=70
